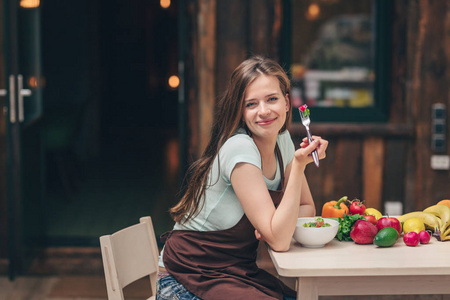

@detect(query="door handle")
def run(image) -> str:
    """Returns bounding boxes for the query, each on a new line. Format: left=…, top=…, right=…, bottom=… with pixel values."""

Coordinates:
left=0, top=89, right=6, bottom=117
left=9, top=75, right=16, bottom=123
left=17, top=74, right=32, bottom=122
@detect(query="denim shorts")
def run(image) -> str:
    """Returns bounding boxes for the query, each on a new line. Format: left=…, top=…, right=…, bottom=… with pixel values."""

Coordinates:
left=157, top=275, right=202, bottom=300
left=156, top=274, right=296, bottom=300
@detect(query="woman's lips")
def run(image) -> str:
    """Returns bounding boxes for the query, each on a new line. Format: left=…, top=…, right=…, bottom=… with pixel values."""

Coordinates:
left=257, top=118, right=277, bottom=125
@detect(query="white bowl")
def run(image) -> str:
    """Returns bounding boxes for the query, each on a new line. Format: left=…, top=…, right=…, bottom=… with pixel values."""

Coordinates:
left=293, top=217, right=339, bottom=248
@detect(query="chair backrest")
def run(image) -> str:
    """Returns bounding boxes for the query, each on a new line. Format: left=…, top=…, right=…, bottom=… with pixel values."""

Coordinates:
left=100, top=216, right=159, bottom=300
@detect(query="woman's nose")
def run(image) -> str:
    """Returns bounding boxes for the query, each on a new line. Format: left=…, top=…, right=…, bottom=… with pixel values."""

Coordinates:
left=259, top=103, right=270, bottom=116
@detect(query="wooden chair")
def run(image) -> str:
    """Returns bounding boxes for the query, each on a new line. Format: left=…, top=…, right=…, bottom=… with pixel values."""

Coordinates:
left=100, top=216, right=159, bottom=300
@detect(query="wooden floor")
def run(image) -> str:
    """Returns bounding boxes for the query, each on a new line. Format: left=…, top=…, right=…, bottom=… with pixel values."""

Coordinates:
left=0, top=276, right=97, bottom=300
left=0, top=275, right=150, bottom=300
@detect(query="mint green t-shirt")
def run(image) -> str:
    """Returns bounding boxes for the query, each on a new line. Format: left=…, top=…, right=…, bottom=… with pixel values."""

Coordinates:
left=173, top=129, right=295, bottom=231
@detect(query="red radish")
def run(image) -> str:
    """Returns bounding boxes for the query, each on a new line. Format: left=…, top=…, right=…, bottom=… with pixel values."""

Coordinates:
left=419, top=230, right=431, bottom=244
left=403, top=231, right=419, bottom=246
left=299, top=104, right=308, bottom=112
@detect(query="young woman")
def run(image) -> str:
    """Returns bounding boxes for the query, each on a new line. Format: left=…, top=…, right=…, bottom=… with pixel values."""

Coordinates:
left=157, top=56, right=328, bottom=300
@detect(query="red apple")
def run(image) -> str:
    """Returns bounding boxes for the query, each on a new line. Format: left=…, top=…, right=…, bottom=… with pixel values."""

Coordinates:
left=376, top=217, right=402, bottom=236
left=350, top=220, right=378, bottom=244
left=364, top=214, right=377, bottom=225
left=419, top=230, right=431, bottom=244
left=403, top=231, right=419, bottom=246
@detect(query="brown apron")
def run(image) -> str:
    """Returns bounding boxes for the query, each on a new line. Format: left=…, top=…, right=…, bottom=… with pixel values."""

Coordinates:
left=161, top=146, right=296, bottom=300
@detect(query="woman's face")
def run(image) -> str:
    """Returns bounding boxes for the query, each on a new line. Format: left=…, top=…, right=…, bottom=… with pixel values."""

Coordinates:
left=243, top=74, right=289, bottom=139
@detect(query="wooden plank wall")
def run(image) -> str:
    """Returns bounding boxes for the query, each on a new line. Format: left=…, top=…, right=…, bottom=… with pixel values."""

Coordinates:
left=405, top=0, right=450, bottom=211
left=289, top=125, right=413, bottom=214
left=197, top=0, right=216, bottom=154
left=190, top=0, right=281, bottom=160
left=188, top=0, right=450, bottom=217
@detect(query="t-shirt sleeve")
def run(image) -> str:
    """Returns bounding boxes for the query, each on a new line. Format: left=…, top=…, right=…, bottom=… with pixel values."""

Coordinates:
left=278, top=130, right=295, bottom=169
left=219, top=135, right=261, bottom=183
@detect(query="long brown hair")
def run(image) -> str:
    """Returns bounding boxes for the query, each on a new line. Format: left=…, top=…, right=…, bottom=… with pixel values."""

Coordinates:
left=170, top=56, right=292, bottom=223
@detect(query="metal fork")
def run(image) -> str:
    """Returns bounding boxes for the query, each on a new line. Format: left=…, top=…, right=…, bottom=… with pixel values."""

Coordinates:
left=299, top=108, right=319, bottom=167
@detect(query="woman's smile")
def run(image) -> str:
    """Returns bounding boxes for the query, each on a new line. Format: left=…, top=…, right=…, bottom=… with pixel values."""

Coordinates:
left=256, top=117, right=277, bottom=126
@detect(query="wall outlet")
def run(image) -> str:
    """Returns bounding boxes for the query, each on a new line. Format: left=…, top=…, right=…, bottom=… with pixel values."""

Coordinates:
left=431, top=155, right=450, bottom=170
left=431, top=103, right=447, bottom=153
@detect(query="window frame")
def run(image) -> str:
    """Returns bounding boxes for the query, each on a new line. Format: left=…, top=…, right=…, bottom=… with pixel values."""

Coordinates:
left=282, top=0, right=392, bottom=123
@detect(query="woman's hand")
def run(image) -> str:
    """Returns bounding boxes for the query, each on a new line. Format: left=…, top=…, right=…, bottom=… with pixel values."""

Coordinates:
left=295, top=135, right=328, bottom=166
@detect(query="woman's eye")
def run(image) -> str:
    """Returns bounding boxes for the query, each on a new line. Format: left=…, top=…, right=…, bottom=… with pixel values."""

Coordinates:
left=246, top=102, right=256, bottom=107
left=269, top=97, right=278, bottom=101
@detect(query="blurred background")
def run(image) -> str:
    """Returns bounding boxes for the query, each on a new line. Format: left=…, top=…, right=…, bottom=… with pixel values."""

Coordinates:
left=0, top=1, right=449, bottom=296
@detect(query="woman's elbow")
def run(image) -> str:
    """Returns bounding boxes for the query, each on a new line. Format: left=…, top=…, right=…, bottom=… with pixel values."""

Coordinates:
left=269, top=241, right=291, bottom=252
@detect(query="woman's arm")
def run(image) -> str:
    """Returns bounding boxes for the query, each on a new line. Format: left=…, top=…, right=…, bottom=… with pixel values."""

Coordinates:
left=231, top=137, right=327, bottom=252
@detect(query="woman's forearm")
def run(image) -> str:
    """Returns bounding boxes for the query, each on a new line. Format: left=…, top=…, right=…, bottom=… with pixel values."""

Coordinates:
left=269, top=161, right=306, bottom=251
left=299, top=173, right=316, bottom=217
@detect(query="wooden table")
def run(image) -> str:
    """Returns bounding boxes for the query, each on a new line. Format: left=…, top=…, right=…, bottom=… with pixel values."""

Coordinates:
left=268, top=238, right=450, bottom=300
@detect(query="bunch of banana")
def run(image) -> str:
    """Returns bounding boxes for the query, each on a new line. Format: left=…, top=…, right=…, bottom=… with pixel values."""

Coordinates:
left=398, top=204, right=450, bottom=241
left=423, top=204, right=450, bottom=241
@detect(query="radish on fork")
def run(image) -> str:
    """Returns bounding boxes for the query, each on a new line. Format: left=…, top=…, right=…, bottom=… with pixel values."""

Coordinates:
left=299, top=104, right=319, bottom=167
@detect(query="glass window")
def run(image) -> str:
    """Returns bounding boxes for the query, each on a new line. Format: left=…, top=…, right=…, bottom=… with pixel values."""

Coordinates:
left=284, top=0, right=390, bottom=122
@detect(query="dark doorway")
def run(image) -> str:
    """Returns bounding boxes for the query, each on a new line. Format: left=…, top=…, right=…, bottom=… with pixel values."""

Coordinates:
left=41, top=0, right=179, bottom=246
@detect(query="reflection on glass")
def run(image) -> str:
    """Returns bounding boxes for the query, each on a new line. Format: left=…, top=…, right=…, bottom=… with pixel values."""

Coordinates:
left=28, top=76, right=45, bottom=88
left=168, top=75, right=180, bottom=89
left=160, top=0, right=171, bottom=9
left=20, top=0, right=40, bottom=9
left=306, top=4, right=320, bottom=20
left=291, top=0, right=374, bottom=109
